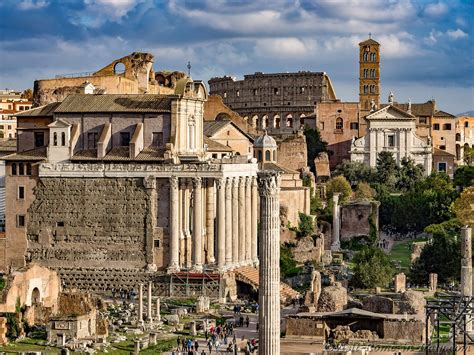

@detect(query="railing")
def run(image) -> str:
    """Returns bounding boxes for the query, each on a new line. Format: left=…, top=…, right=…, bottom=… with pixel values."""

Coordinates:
left=54, top=71, right=96, bottom=79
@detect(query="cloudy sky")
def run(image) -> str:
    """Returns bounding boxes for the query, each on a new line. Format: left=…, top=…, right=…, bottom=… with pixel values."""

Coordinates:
left=0, top=0, right=472, bottom=113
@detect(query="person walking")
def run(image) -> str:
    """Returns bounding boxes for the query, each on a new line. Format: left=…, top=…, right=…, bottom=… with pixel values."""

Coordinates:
left=245, top=316, right=250, bottom=328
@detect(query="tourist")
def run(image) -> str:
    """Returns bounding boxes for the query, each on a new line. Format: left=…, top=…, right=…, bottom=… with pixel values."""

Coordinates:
left=245, top=315, right=250, bottom=328
left=195, top=340, right=199, bottom=352
left=214, top=339, right=220, bottom=353
left=177, top=336, right=182, bottom=350
left=239, top=315, right=244, bottom=327
left=207, top=339, right=213, bottom=354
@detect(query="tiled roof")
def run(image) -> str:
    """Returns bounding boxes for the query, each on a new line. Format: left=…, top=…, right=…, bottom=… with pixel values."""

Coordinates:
left=433, top=147, right=455, bottom=157
left=203, top=120, right=230, bottom=136
left=260, top=162, right=298, bottom=174
left=359, top=38, right=380, bottom=46
left=4, top=147, right=46, bottom=161
left=204, top=136, right=232, bottom=152
left=135, top=147, right=166, bottom=161
left=15, top=102, right=61, bottom=117
left=434, top=110, right=456, bottom=118
left=55, top=94, right=175, bottom=113
left=389, top=101, right=436, bottom=116
left=71, top=147, right=166, bottom=161
left=0, top=139, right=17, bottom=152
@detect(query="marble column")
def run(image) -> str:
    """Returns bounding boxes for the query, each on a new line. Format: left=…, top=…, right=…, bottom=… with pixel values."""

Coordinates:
left=245, top=177, right=252, bottom=264
left=251, top=176, right=259, bottom=264
left=216, top=178, right=226, bottom=270
left=138, top=283, right=143, bottom=323
left=168, top=176, right=180, bottom=272
left=193, top=177, right=203, bottom=272
left=257, top=170, right=281, bottom=355
left=238, top=177, right=246, bottom=265
left=232, top=177, right=239, bottom=266
left=461, top=227, right=473, bottom=332
left=147, top=281, right=153, bottom=323
left=331, top=193, right=341, bottom=251
left=225, top=177, right=233, bottom=266
left=369, top=128, right=376, bottom=167
left=156, top=297, right=161, bottom=321
left=206, top=179, right=215, bottom=264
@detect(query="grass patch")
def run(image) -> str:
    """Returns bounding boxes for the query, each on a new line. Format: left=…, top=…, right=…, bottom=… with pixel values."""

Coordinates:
left=388, top=237, right=428, bottom=272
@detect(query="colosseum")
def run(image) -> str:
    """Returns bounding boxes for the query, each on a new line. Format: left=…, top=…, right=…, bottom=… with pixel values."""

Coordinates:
left=208, top=71, right=338, bottom=133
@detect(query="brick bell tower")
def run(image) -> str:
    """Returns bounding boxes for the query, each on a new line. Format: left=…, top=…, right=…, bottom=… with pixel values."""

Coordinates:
left=359, top=34, right=381, bottom=118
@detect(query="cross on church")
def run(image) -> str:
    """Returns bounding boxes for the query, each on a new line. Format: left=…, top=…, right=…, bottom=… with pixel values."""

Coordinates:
left=368, top=32, right=372, bottom=39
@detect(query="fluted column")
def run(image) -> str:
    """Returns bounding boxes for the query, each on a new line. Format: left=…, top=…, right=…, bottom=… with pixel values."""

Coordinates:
left=238, top=177, right=246, bottom=265
left=257, top=170, right=281, bottom=355
left=331, top=193, right=341, bottom=251
left=168, top=176, right=180, bottom=272
left=461, top=227, right=473, bottom=332
left=193, top=177, right=203, bottom=272
left=138, top=283, right=144, bottom=324
left=206, top=179, right=215, bottom=264
left=245, top=177, right=252, bottom=264
left=232, top=177, right=239, bottom=266
left=251, top=176, right=258, bottom=264
left=225, top=177, right=233, bottom=267
left=216, top=178, right=226, bottom=270
left=147, top=281, right=153, bottom=323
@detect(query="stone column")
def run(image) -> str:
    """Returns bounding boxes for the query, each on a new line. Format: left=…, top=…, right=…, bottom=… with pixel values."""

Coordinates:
left=206, top=179, right=215, bottom=264
left=232, top=177, right=239, bottom=266
left=193, top=177, right=203, bottom=272
left=331, top=193, right=340, bottom=251
left=369, top=128, right=376, bottom=167
left=156, top=297, right=161, bottom=321
left=251, top=176, right=258, bottom=264
left=257, top=170, right=281, bottom=355
left=238, top=177, right=246, bottom=265
left=461, top=226, right=472, bottom=332
left=143, top=176, right=157, bottom=268
left=216, top=178, right=226, bottom=270
left=138, top=283, right=143, bottom=324
left=169, top=176, right=180, bottom=272
left=225, top=177, right=233, bottom=267
left=245, top=177, right=252, bottom=264
left=147, top=281, right=153, bottom=323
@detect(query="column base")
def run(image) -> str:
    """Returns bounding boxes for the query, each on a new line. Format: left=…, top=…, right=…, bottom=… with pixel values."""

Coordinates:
left=191, top=265, right=203, bottom=273
left=331, top=242, right=341, bottom=252
left=167, top=265, right=180, bottom=274
left=253, top=259, right=259, bottom=267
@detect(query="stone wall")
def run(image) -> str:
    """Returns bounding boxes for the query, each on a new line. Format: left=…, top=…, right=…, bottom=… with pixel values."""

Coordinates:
left=285, top=317, right=325, bottom=340
left=340, top=201, right=379, bottom=242
left=382, top=318, right=425, bottom=344
left=276, top=133, right=308, bottom=172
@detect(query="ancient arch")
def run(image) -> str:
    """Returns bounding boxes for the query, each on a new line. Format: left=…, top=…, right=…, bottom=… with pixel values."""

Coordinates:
left=31, top=287, right=41, bottom=305
left=274, top=115, right=281, bottom=129
left=216, top=112, right=231, bottom=121
left=262, top=115, right=269, bottom=129
left=113, top=62, right=126, bottom=74
left=286, top=114, right=293, bottom=128
left=251, top=115, right=258, bottom=128
left=299, top=113, right=306, bottom=126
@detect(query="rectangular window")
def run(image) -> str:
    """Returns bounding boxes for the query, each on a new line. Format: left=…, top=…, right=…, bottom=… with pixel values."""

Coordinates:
left=350, top=122, right=359, bottom=130
left=87, top=132, right=98, bottom=149
left=18, top=186, right=24, bottom=199
left=465, top=122, right=469, bottom=128
left=120, top=132, right=130, bottom=146
left=152, top=132, right=163, bottom=147
left=438, top=162, right=447, bottom=172
left=320, top=122, right=325, bottom=130
left=388, top=135, right=395, bottom=147
left=419, top=117, right=427, bottom=124
left=154, top=239, right=161, bottom=248
left=7, top=125, right=11, bottom=130
left=439, top=145, right=446, bottom=150
left=34, top=132, right=44, bottom=147
left=443, top=123, right=452, bottom=130
left=17, top=215, right=25, bottom=228
left=0, top=125, right=4, bottom=129
left=433, top=124, right=440, bottom=130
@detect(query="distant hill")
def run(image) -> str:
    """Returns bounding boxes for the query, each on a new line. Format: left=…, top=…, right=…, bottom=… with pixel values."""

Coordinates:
left=457, top=110, right=474, bottom=117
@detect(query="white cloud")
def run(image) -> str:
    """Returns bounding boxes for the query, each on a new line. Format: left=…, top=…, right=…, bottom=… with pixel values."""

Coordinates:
left=377, top=32, right=423, bottom=58
left=254, top=38, right=310, bottom=58
left=456, top=17, right=467, bottom=27
left=446, top=28, right=468, bottom=40
left=18, top=0, right=49, bottom=10
left=72, top=0, right=145, bottom=27
left=424, top=2, right=448, bottom=17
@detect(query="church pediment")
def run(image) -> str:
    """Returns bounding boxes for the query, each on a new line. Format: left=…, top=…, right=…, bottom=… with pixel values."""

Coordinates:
left=366, top=105, right=415, bottom=121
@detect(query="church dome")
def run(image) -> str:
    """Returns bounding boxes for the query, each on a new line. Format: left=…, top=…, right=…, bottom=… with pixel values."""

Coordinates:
left=254, top=131, right=277, bottom=149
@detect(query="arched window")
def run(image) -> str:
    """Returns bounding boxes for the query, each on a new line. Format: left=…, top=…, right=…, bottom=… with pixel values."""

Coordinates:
left=26, top=163, right=32, bottom=175
left=371, top=53, right=376, bottom=61
left=456, top=133, right=461, bottom=141
left=53, top=132, right=58, bottom=146
left=12, top=163, right=17, bottom=175
left=363, top=52, right=369, bottom=61
left=363, top=69, right=368, bottom=78
left=336, top=117, right=343, bottom=130
left=31, top=287, right=40, bottom=305
left=61, top=132, right=66, bottom=146
left=370, top=85, right=375, bottom=93
left=19, top=163, right=24, bottom=175
left=265, top=150, right=271, bottom=161
left=363, top=85, right=368, bottom=94
left=258, top=150, right=262, bottom=162
left=365, top=100, right=369, bottom=110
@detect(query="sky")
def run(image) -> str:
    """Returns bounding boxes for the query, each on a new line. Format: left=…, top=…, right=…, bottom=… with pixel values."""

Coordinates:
left=0, top=0, right=473, bottom=114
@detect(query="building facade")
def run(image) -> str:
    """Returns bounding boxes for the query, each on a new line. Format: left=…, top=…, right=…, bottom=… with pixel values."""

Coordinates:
left=3, top=79, right=259, bottom=291
left=208, top=72, right=338, bottom=133
left=456, top=116, right=474, bottom=164
left=359, top=38, right=381, bottom=115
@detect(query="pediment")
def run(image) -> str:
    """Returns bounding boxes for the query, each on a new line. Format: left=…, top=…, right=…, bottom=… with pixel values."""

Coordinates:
left=366, top=105, right=415, bottom=120
left=48, top=118, right=71, bottom=128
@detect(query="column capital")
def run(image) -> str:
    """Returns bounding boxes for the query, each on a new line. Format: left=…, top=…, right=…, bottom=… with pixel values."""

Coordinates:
left=257, top=170, right=281, bottom=197
left=216, top=177, right=226, bottom=189
left=245, top=176, right=252, bottom=187
left=169, top=176, right=179, bottom=189
left=192, top=177, right=202, bottom=189
left=251, top=175, right=258, bottom=187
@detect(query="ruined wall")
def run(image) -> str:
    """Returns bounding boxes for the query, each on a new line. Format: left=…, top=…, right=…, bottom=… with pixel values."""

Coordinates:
left=340, top=201, right=379, bottom=241
left=280, top=187, right=310, bottom=227
left=285, top=317, right=325, bottom=339
left=26, top=178, right=148, bottom=269
left=382, top=319, right=425, bottom=344
left=276, top=134, right=307, bottom=171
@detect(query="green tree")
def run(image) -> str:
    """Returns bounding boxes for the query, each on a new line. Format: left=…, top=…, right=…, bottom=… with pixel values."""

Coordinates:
left=464, top=145, right=474, bottom=165
left=21, top=88, right=33, bottom=101
left=296, top=212, right=314, bottom=239
left=304, top=127, right=328, bottom=172
left=453, top=186, right=474, bottom=227
left=395, top=157, right=424, bottom=192
left=352, top=247, right=394, bottom=288
left=326, top=175, right=352, bottom=203
left=354, top=182, right=376, bottom=201
left=333, top=160, right=376, bottom=186
left=453, top=165, right=474, bottom=190
left=375, top=151, right=398, bottom=190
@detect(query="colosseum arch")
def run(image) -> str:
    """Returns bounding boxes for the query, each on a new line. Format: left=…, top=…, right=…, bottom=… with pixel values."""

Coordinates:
left=251, top=115, right=258, bottom=128
left=262, top=115, right=269, bottom=129
left=113, top=62, right=126, bottom=74
left=216, top=112, right=231, bottom=121
left=273, top=114, right=281, bottom=129
left=285, top=114, right=293, bottom=128
left=299, top=113, right=306, bottom=126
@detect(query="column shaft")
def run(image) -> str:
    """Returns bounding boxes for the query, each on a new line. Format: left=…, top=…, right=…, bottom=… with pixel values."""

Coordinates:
left=147, top=281, right=153, bottom=322
left=238, top=177, right=246, bottom=265
left=225, top=178, right=233, bottom=266
left=217, top=178, right=226, bottom=269
left=169, top=176, right=179, bottom=272
left=232, top=177, right=239, bottom=265
left=251, top=177, right=258, bottom=263
left=206, top=179, right=215, bottom=264
left=245, top=177, right=252, bottom=264
left=193, top=177, right=203, bottom=271
left=138, top=283, right=144, bottom=323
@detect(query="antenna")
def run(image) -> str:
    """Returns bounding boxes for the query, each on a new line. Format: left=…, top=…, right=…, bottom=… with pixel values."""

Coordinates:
left=187, top=61, right=191, bottom=77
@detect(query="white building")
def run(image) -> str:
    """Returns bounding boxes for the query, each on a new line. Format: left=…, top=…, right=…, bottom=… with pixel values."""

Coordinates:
left=350, top=105, right=432, bottom=175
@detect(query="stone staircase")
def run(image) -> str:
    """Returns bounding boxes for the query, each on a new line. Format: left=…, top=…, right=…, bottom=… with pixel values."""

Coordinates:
left=233, top=266, right=300, bottom=304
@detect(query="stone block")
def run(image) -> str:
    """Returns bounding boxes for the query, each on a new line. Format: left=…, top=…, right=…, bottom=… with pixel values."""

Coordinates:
left=362, top=295, right=394, bottom=314
left=394, top=273, right=406, bottom=293
left=163, top=314, right=179, bottom=325
left=317, top=285, right=348, bottom=312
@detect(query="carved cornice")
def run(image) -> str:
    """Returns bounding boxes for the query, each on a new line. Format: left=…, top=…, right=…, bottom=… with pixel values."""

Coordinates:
left=257, top=170, right=281, bottom=197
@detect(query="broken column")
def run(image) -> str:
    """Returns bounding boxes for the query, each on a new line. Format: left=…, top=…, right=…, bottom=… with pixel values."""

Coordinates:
left=461, top=227, right=472, bottom=331
left=429, top=273, right=438, bottom=292
left=331, top=193, right=340, bottom=251
left=138, top=283, right=144, bottom=324
left=156, top=298, right=161, bottom=321
left=257, top=170, right=281, bottom=355
left=305, top=270, right=321, bottom=306
left=394, top=273, right=406, bottom=293
left=147, top=281, right=153, bottom=323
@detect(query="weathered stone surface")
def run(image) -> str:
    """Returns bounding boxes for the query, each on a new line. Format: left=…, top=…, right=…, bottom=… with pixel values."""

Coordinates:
left=163, top=314, right=179, bottom=325
left=398, top=291, right=426, bottom=318
left=429, top=273, right=438, bottom=292
left=0, top=317, right=7, bottom=345
left=196, top=296, right=210, bottom=313
left=317, top=285, right=347, bottom=312
left=340, top=201, right=379, bottom=242
left=394, top=273, right=406, bottom=293
left=411, top=241, right=428, bottom=262
left=362, top=295, right=394, bottom=314
left=292, top=236, right=323, bottom=264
